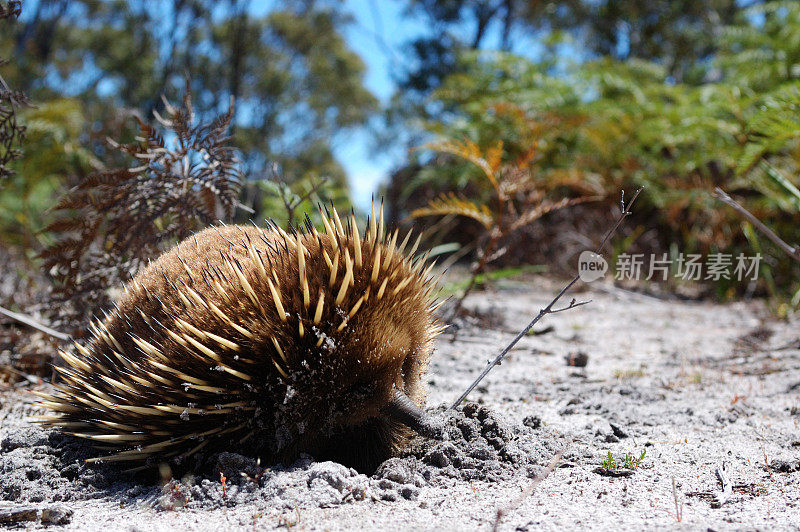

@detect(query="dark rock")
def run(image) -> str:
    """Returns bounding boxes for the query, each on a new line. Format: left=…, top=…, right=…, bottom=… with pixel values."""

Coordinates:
left=610, top=423, right=629, bottom=439
left=593, top=467, right=635, bottom=478
left=565, top=352, right=589, bottom=367
left=523, top=415, right=541, bottom=429
left=770, top=459, right=800, bottom=473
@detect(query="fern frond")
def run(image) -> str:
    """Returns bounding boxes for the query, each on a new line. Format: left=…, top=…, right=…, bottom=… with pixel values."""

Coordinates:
left=41, top=88, right=243, bottom=332
left=421, top=138, right=503, bottom=189
left=738, top=82, right=800, bottom=174
left=761, top=161, right=800, bottom=211
left=411, top=192, right=495, bottom=229
left=0, top=79, right=30, bottom=182
left=543, top=168, right=606, bottom=196
left=510, top=196, right=602, bottom=232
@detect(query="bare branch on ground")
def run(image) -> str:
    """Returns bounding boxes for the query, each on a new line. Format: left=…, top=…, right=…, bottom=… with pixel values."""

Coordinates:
left=493, top=447, right=565, bottom=532
left=714, top=187, right=800, bottom=262
left=0, top=305, right=70, bottom=341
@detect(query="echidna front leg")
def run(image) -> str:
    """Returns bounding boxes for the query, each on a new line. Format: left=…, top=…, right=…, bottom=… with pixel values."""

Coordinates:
left=385, top=388, right=445, bottom=439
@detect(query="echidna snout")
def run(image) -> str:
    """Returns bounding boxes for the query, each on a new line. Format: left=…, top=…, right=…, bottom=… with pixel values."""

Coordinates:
left=37, top=206, right=445, bottom=472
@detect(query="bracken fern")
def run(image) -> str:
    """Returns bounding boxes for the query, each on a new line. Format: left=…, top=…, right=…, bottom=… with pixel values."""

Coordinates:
left=41, top=90, right=243, bottom=333
left=0, top=0, right=28, bottom=184
left=412, top=132, right=601, bottom=318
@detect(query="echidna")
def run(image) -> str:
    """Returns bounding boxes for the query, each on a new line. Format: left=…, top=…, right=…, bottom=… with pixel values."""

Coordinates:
left=37, top=205, right=445, bottom=472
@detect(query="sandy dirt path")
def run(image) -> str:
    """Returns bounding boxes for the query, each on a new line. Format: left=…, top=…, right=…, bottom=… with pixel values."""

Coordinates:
left=1, top=277, right=799, bottom=530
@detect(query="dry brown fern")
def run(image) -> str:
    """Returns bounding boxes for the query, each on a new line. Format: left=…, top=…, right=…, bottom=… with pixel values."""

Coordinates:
left=0, top=1, right=27, bottom=183
left=0, top=1, right=21, bottom=19
left=412, top=138, right=602, bottom=319
left=0, top=69, right=28, bottom=183
left=41, top=90, right=243, bottom=333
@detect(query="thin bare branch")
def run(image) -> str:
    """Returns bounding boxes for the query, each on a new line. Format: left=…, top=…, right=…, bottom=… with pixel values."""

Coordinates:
left=549, top=298, right=592, bottom=313
left=450, top=187, right=642, bottom=410
left=0, top=305, right=70, bottom=341
left=672, top=477, right=683, bottom=522
left=714, top=463, right=732, bottom=508
left=236, top=201, right=255, bottom=214
left=714, top=187, right=800, bottom=262
left=493, top=447, right=566, bottom=532
left=267, top=164, right=331, bottom=227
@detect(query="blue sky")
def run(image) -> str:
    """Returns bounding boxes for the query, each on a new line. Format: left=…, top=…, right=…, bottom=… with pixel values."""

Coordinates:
left=337, top=0, right=424, bottom=210
left=244, top=0, right=424, bottom=210
left=335, top=0, right=550, bottom=209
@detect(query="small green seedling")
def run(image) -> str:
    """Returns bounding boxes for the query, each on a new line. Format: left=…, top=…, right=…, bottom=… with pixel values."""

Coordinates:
left=602, top=450, right=646, bottom=470
left=622, top=450, right=647, bottom=469
left=602, top=452, right=617, bottom=470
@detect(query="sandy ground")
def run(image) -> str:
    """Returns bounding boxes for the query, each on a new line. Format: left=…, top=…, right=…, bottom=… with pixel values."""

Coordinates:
left=1, top=276, right=799, bottom=530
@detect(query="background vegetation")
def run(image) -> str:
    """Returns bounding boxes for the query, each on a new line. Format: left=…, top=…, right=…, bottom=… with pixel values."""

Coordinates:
left=3, top=0, right=800, bottom=333
left=387, top=0, right=800, bottom=304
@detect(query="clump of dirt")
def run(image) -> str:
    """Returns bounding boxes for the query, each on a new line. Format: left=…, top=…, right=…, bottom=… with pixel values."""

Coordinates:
left=0, top=403, right=130, bottom=504
left=148, top=456, right=371, bottom=510
left=0, top=399, right=549, bottom=511
left=388, top=403, right=555, bottom=484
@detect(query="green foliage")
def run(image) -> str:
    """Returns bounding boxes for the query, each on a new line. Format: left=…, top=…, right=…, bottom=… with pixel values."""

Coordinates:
left=738, top=82, right=800, bottom=174
left=396, top=0, right=748, bottom=100
left=391, top=1, right=800, bottom=299
left=731, top=78, right=800, bottom=302
left=718, top=1, right=800, bottom=92
left=0, top=99, right=95, bottom=249
left=398, top=52, right=752, bottom=255
left=601, top=452, right=616, bottom=470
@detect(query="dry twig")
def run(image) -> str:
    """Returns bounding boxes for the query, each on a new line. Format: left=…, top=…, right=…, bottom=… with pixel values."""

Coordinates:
left=493, top=447, right=565, bottom=532
left=713, top=463, right=732, bottom=508
left=672, top=477, right=684, bottom=522
left=0, top=305, right=69, bottom=341
left=714, top=187, right=800, bottom=262
left=265, top=163, right=330, bottom=227
left=450, top=187, right=643, bottom=409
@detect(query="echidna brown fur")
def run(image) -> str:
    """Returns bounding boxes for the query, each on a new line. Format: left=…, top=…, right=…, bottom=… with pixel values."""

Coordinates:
left=37, top=205, right=445, bottom=472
